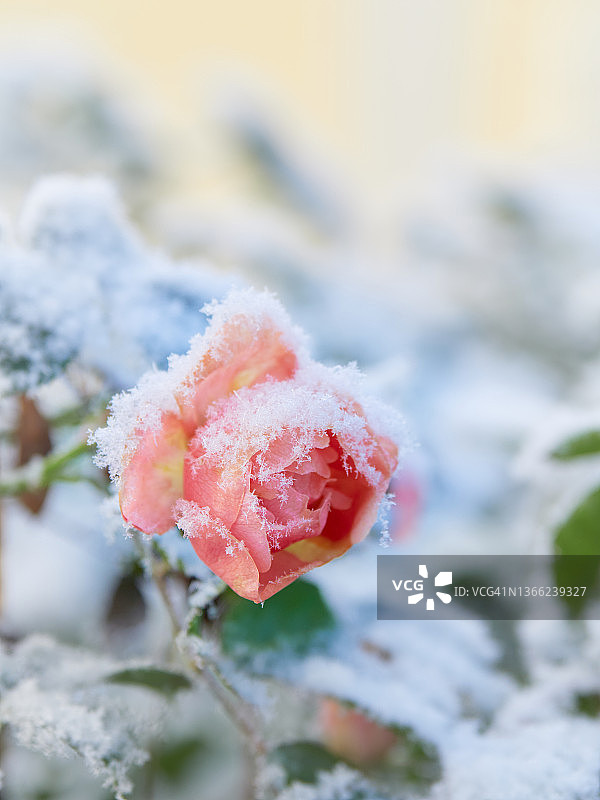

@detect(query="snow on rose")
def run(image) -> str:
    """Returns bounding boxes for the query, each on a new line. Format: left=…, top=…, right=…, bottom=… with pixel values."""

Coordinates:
left=92, top=289, right=402, bottom=602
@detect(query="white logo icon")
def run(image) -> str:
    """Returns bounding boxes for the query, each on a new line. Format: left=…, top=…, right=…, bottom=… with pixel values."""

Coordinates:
left=408, top=565, right=453, bottom=611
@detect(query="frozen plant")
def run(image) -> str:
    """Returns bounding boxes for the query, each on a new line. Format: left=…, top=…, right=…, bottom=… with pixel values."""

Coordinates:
left=92, top=288, right=404, bottom=602
left=0, top=636, right=177, bottom=799
left=0, top=175, right=236, bottom=394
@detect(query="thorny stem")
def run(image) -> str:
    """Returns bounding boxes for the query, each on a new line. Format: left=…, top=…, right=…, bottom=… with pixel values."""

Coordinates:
left=136, top=535, right=266, bottom=800
left=152, top=564, right=181, bottom=638
left=199, top=663, right=266, bottom=800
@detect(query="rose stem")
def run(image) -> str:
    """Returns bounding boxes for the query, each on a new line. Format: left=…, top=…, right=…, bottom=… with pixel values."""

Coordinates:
left=137, top=534, right=266, bottom=799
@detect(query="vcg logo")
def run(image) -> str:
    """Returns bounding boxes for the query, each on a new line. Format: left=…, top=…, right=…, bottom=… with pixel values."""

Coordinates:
left=392, top=564, right=453, bottom=611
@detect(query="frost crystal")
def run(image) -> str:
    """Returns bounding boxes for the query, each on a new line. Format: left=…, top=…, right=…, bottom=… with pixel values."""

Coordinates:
left=0, top=248, right=78, bottom=392
left=0, top=175, right=235, bottom=393
left=0, top=636, right=170, bottom=799
left=92, top=287, right=404, bottom=490
left=273, top=764, right=387, bottom=800
left=432, top=718, right=600, bottom=800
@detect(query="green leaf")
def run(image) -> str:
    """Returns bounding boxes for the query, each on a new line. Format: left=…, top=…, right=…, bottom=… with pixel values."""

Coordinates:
left=555, top=487, right=600, bottom=556
left=187, top=612, right=203, bottom=637
left=154, top=736, right=210, bottom=783
left=576, top=692, right=600, bottom=717
left=270, top=741, right=343, bottom=785
left=221, top=578, right=335, bottom=659
left=385, top=726, right=441, bottom=787
left=554, top=487, right=600, bottom=615
left=41, top=441, right=94, bottom=487
left=105, top=667, right=192, bottom=698
left=550, top=431, right=600, bottom=460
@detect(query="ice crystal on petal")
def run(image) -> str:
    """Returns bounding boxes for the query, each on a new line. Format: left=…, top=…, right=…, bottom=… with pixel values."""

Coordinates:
left=93, top=287, right=402, bottom=490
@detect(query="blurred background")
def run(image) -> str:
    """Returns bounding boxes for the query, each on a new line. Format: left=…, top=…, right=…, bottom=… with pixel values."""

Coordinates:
left=1, top=0, right=600, bottom=238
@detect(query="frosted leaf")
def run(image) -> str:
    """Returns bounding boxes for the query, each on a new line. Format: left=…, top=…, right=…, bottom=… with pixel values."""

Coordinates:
left=432, top=717, right=600, bottom=800
left=516, top=407, right=600, bottom=481
left=511, top=619, right=600, bottom=721
left=188, top=574, right=227, bottom=610
left=273, top=764, right=388, bottom=800
left=425, top=610, right=600, bottom=799
left=517, top=619, right=585, bottom=669
left=286, top=619, right=508, bottom=749
left=0, top=680, right=147, bottom=799
left=0, top=636, right=172, bottom=799
left=0, top=248, right=79, bottom=393
left=2, top=175, right=235, bottom=392
left=514, top=405, right=600, bottom=552
left=130, top=264, right=236, bottom=371
left=21, top=174, right=140, bottom=268
left=231, top=548, right=509, bottom=750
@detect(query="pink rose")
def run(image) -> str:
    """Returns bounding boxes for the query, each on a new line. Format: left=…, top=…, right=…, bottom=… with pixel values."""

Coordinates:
left=388, top=470, right=422, bottom=542
left=319, top=698, right=397, bottom=765
left=94, top=290, right=399, bottom=603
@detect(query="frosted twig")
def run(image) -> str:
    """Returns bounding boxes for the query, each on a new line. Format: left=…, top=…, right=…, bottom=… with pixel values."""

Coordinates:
left=136, top=532, right=267, bottom=800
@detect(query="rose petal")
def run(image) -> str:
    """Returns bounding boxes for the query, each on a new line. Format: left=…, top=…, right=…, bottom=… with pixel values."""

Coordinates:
left=328, top=488, right=353, bottom=510
left=258, top=485, right=309, bottom=523
left=229, top=491, right=273, bottom=574
left=177, top=325, right=298, bottom=432
left=320, top=699, right=397, bottom=765
left=183, top=442, right=246, bottom=529
left=290, top=471, right=329, bottom=504
left=254, top=437, right=298, bottom=475
left=290, top=444, right=336, bottom=478
left=268, top=496, right=331, bottom=552
left=255, top=549, right=316, bottom=602
left=372, top=435, right=399, bottom=478
left=256, top=526, right=350, bottom=603
left=176, top=500, right=262, bottom=602
left=119, top=412, right=187, bottom=534
left=320, top=481, right=375, bottom=544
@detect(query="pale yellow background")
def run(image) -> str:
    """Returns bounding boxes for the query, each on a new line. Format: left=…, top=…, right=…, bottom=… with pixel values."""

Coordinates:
left=0, top=0, right=598, bottom=226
